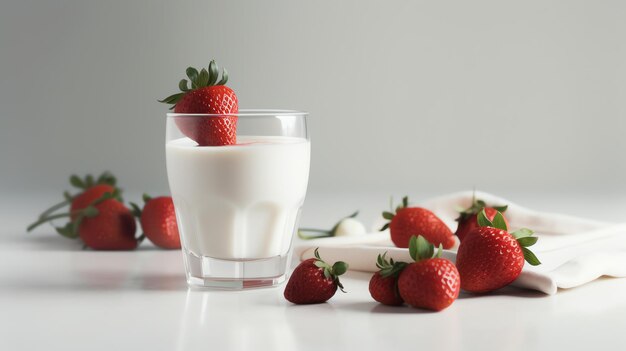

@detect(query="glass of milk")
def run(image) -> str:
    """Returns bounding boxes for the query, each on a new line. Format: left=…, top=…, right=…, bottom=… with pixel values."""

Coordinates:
left=166, top=110, right=310, bottom=289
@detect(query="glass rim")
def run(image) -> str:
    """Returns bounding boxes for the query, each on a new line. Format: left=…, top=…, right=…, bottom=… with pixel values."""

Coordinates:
left=167, top=109, right=308, bottom=117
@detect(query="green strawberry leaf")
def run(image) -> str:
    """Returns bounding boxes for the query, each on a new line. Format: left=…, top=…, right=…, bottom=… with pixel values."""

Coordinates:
left=70, top=175, right=85, bottom=189
left=84, top=174, right=94, bottom=188
left=207, top=60, right=218, bottom=85
left=336, top=279, right=346, bottom=293
left=376, top=253, right=385, bottom=268
left=492, top=211, right=508, bottom=231
left=158, top=92, right=185, bottom=105
left=82, top=206, right=99, bottom=218
left=314, top=260, right=327, bottom=268
left=493, top=205, right=508, bottom=213
left=382, top=211, right=394, bottom=220
left=477, top=209, right=493, bottom=227
left=186, top=67, right=199, bottom=85
left=179, top=79, right=189, bottom=92
left=416, top=235, right=434, bottom=261
left=376, top=251, right=408, bottom=278
left=55, top=222, right=78, bottom=239
left=409, top=236, right=418, bottom=261
left=512, top=228, right=534, bottom=239
left=436, top=243, right=443, bottom=258
left=198, top=68, right=209, bottom=87
left=332, top=261, right=348, bottom=276
left=517, top=236, right=538, bottom=247
left=408, top=235, right=435, bottom=262
left=96, top=171, right=116, bottom=186
left=522, top=247, right=541, bottom=266
left=402, top=196, right=409, bottom=208
left=379, top=223, right=390, bottom=231
left=216, top=68, right=229, bottom=85
left=129, top=202, right=142, bottom=218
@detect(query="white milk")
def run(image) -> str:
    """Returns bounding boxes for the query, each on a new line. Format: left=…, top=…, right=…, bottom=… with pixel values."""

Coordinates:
left=166, top=136, right=310, bottom=259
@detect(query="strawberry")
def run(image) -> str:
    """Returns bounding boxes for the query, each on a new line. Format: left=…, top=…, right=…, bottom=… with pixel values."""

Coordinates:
left=397, top=236, right=460, bottom=311
left=369, top=253, right=407, bottom=306
left=29, top=172, right=119, bottom=236
left=130, top=195, right=181, bottom=249
left=70, top=184, right=116, bottom=221
left=455, top=196, right=508, bottom=242
left=284, top=248, right=348, bottom=304
left=28, top=172, right=140, bottom=250
left=456, top=210, right=541, bottom=293
left=159, top=60, right=239, bottom=146
left=78, top=198, right=138, bottom=250
left=380, top=196, right=455, bottom=249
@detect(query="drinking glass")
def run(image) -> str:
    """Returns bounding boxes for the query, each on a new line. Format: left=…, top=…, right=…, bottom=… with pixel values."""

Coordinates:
left=165, top=110, right=310, bottom=289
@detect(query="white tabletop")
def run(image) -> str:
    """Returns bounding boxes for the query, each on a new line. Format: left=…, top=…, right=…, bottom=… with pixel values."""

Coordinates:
left=2, top=191, right=626, bottom=351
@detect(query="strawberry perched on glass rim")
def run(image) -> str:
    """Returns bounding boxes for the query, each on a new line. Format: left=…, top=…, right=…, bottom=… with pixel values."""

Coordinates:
left=159, top=60, right=239, bottom=146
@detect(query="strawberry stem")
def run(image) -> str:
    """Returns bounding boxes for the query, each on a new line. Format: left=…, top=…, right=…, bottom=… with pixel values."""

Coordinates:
left=38, top=199, right=70, bottom=220
left=129, top=202, right=142, bottom=218
left=298, top=228, right=331, bottom=233
left=297, top=229, right=332, bottom=239
left=28, top=189, right=112, bottom=233
left=297, top=211, right=359, bottom=240
left=27, top=212, right=72, bottom=232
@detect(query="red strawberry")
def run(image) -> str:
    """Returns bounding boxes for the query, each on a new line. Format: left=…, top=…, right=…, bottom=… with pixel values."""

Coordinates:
left=28, top=172, right=119, bottom=237
left=159, top=60, right=238, bottom=146
left=380, top=196, right=455, bottom=249
left=67, top=173, right=119, bottom=220
left=27, top=172, right=141, bottom=250
left=369, top=253, right=407, bottom=306
left=70, top=184, right=116, bottom=221
left=131, top=195, right=181, bottom=249
left=78, top=198, right=138, bottom=250
left=455, top=196, right=508, bottom=242
left=397, top=235, right=460, bottom=311
left=456, top=210, right=541, bottom=293
left=284, top=248, right=348, bottom=304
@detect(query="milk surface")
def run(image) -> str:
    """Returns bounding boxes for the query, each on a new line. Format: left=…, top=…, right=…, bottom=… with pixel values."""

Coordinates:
left=166, top=136, right=310, bottom=259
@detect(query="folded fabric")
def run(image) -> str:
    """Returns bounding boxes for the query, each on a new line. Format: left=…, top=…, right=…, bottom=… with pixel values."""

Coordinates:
left=295, top=191, right=626, bottom=295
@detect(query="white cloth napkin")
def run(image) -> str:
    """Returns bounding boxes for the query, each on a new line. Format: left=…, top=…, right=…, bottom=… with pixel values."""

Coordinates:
left=295, top=191, right=626, bottom=295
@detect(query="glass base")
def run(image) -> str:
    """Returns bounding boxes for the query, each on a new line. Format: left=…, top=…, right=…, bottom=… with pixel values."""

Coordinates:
left=182, top=249, right=289, bottom=290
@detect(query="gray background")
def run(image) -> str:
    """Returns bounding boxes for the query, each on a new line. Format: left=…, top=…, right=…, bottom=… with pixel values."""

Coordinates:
left=1, top=0, right=625, bottom=199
